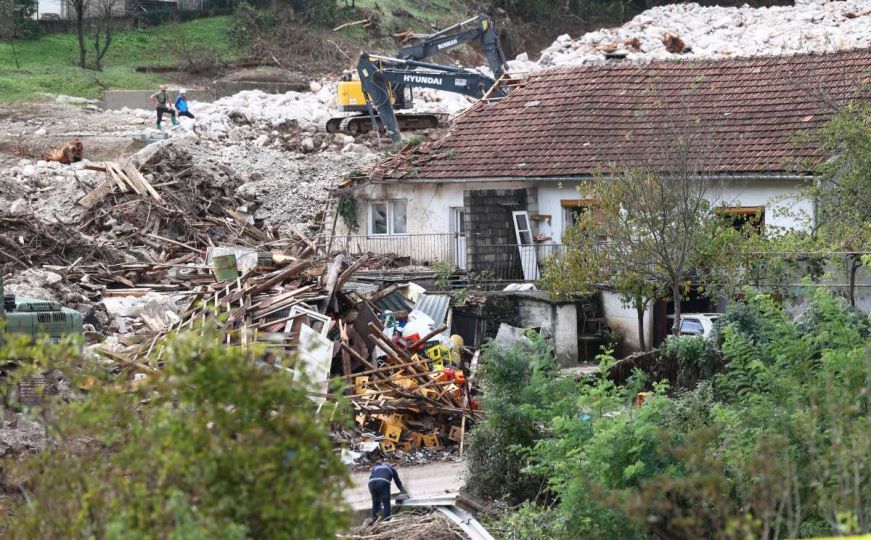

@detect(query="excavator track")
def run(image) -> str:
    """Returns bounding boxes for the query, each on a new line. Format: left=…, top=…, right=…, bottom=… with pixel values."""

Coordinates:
left=324, top=113, right=447, bottom=136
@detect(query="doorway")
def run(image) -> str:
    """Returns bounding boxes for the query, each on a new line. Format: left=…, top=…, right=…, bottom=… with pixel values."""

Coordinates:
left=450, top=207, right=467, bottom=270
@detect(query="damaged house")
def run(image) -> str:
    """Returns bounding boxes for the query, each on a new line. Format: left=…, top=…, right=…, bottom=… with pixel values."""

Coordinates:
left=336, top=49, right=871, bottom=359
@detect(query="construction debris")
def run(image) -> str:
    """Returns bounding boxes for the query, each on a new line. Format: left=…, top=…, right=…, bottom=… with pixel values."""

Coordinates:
left=344, top=510, right=467, bottom=540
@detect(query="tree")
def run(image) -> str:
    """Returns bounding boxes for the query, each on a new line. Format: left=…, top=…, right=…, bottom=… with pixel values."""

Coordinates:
left=543, top=216, right=661, bottom=351
left=0, top=0, right=38, bottom=69
left=1, top=332, right=350, bottom=539
left=65, top=0, right=90, bottom=68
left=90, top=0, right=121, bottom=70
left=548, top=165, right=738, bottom=339
left=812, top=103, right=871, bottom=306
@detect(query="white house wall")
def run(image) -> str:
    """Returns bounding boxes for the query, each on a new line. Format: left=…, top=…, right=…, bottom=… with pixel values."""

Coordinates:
left=347, top=181, right=533, bottom=235
left=600, top=290, right=653, bottom=352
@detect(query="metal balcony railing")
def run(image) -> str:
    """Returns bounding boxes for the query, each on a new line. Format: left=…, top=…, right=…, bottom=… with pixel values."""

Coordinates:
left=317, top=234, right=565, bottom=282
left=317, top=234, right=463, bottom=267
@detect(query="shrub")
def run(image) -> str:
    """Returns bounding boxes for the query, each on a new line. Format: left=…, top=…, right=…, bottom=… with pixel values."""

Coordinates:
left=1, top=332, right=349, bottom=539
left=465, top=330, right=575, bottom=502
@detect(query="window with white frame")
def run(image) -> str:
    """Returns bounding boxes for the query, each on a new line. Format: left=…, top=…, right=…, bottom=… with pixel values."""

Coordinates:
left=369, top=200, right=407, bottom=235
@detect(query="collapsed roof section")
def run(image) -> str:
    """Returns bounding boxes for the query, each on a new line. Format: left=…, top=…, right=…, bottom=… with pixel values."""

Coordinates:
left=371, top=49, right=871, bottom=182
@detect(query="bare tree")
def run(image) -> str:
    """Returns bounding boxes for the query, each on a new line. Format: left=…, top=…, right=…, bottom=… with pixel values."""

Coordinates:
left=0, top=0, right=24, bottom=69
left=65, top=0, right=91, bottom=68
left=91, top=0, right=121, bottom=70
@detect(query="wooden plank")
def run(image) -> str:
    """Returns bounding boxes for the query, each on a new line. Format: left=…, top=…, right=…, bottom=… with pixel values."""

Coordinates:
left=124, top=163, right=162, bottom=201
left=104, top=162, right=129, bottom=193
left=77, top=178, right=116, bottom=209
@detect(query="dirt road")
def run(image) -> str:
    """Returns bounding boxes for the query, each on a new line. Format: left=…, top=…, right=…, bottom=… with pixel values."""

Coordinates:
left=345, top=460, right=466, bottom=511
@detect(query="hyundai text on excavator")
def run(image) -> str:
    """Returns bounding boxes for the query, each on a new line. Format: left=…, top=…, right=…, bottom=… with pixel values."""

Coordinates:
left=328, top=14, right=509, bottom=143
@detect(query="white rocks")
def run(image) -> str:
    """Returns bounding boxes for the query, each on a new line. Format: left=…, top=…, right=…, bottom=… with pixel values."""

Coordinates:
left=530, top=0, right=871, bottom=68
left=301, top=136, right=315, bottom=153
left=33, top=127, right=46, bottom=136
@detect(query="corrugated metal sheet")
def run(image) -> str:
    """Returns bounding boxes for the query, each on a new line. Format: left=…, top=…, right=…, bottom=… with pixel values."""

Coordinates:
left=374, top=291, right=414, bottom=313
left=415, top=294, right=451, bottom=324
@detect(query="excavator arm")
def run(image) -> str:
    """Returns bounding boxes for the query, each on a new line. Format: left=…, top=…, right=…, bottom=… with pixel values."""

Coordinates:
left=397, top=15, right=508, bottom=79
left=357, top=54, right=505, bottom=143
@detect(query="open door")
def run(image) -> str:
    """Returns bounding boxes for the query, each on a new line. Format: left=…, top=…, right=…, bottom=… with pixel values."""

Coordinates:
left=512, top=211, right=539, bottom=281
left=450, top=207, right=467, bottom=270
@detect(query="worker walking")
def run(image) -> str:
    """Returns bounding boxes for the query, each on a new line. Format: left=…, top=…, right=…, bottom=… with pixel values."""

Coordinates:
left=150, top=84, right=178, bottom=130
left=368, top=461, right=404, bottom=523
left=174, top=89, right=195, bottom=120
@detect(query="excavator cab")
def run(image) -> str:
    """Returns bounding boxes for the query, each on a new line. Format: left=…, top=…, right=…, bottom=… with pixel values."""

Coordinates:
left=336, top=70, right=370, bottom=113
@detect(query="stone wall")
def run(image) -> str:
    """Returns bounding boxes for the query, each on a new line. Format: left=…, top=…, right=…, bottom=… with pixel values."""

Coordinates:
left=463, top=188, right=537, bottom=278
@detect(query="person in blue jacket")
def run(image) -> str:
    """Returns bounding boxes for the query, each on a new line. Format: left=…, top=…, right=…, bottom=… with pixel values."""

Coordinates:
left=368, top=461, right=405, bottom=523
left=174, top=89, right=195, bottom=119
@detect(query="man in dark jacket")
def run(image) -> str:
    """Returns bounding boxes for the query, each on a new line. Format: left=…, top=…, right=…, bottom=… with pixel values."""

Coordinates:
left=368, top=461, right=405, bottom=522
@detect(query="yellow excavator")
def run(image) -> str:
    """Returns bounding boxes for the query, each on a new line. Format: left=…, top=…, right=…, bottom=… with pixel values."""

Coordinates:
left=327, top=15, right=509, bottom=142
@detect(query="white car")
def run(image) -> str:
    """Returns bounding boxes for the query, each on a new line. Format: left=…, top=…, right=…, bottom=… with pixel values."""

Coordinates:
left=676, top=313, right=721, bottom=339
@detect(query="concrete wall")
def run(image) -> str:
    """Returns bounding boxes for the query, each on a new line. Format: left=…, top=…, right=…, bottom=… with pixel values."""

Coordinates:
left=516, top=298, right=578, bottom=367
left=600, top=290, right=654, bottom=352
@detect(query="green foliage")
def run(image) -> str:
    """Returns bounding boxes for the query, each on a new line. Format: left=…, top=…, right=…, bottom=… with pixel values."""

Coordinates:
left=1, top=332, right=349, bottom=539
left=0, top=17, right=232, bottom=101
left=337, top=195, right=359, bottom=233
left=481, top=289, right=871, bottom=539
left=660, top=334, right=717, bottom=389
left=465, top=330, right=576, bottom=502
left=813, top=103, right=871, bottom=251
left=228, top=2, right=277, bottom=49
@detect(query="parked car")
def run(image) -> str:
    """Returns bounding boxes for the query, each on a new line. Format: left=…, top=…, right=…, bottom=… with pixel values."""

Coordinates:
left=669, top=313, right=722, bottom=339
left=680, top=313, right=722, bottom=339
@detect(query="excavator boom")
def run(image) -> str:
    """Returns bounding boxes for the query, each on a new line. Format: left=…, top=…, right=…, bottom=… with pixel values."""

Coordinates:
left=329, top=14, right=510, bottom=142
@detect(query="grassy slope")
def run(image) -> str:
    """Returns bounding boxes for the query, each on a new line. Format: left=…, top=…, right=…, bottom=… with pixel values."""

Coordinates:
left=0, top=16, right=231, bottom=102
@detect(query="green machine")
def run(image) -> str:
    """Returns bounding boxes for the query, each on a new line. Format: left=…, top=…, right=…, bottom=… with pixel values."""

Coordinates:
left=0, top=276, right=83, bottom=342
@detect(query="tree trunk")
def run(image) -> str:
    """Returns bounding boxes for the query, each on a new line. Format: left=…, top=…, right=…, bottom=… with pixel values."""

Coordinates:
left=9, top=38, right=20, bottom=69
left=848, top=255, right=859, bottom=308
left=671, top=280, right=682, bottom=336
left=636, top=299, right=647, bottom=351
left=76, top=10, right=86, bottom=68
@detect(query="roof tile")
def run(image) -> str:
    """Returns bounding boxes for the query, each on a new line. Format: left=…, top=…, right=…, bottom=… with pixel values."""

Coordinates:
left=374, top=50, right=871, bottom=182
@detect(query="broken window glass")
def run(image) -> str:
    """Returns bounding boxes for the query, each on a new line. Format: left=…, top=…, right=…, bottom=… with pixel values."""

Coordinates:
left=371, top=202, right=388, bottom=234
left=392, top=201, right=407, bottom=234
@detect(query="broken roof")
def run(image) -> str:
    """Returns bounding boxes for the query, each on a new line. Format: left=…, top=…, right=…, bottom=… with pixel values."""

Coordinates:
left=372, top=50, right=871, bottom=182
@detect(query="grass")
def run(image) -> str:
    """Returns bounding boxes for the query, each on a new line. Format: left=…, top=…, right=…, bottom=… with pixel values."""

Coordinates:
left=0, top=16, right=232, bottom=102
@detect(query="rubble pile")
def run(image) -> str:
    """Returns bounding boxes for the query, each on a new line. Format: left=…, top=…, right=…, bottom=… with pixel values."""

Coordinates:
left=35, top=190, right=477, bottom=460
left=509, top=0, right=871, bottom=70
left=347, top=510, right=467, bottom=540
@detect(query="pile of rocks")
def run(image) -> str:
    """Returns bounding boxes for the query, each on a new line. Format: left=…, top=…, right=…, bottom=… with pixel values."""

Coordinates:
left=514, top=0, right=871, bottom=69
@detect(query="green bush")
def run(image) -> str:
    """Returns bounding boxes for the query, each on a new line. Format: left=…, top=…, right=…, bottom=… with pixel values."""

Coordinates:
left=0, top=332, right=349, bottom=539
left=465, top=330, right=576, bottom=502
left=660, top=334, right=716, bottom=389
left=483, top=289, right=871, bottom=539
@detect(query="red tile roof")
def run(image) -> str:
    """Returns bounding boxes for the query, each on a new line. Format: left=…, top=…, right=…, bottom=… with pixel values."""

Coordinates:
left=373, top=50, right=871, bottom=182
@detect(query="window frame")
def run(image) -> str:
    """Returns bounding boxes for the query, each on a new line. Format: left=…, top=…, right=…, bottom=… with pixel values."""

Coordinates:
left=368, top=199, right=408, bottom=236
left=716, top=205, right=765, bottom=234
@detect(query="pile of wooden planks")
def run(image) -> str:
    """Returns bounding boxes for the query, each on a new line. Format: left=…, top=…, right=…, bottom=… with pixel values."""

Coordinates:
left=79, top=160, right=161, bottom=209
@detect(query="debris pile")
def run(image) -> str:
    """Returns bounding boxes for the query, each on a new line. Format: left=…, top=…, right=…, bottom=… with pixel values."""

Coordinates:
left=73, top=244, right=481, bottom=460
left=346, top=510, right=467, bottom=540
left=513, top=0, right=871, bottom=69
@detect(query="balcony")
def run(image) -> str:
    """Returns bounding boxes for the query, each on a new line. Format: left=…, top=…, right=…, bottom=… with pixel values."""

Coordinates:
left=316, top=234, right=564, bottom=282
